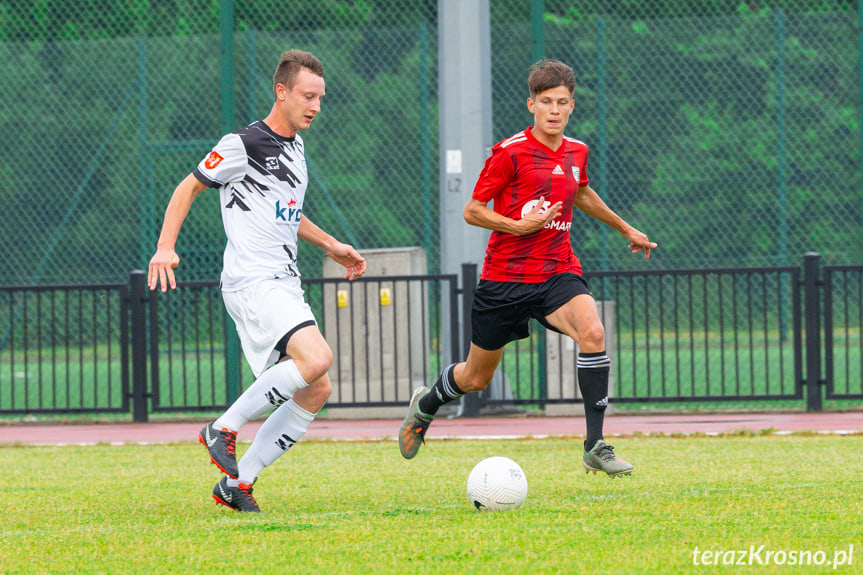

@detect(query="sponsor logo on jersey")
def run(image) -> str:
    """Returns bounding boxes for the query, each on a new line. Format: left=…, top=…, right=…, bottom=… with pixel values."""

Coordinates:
left=552, top=164, right=565, bottom=175
left=545, top=219, right=572, bottom=231
left=521, top=199, right=551, bottom=217
left=204, top=151, right=224, bottom=169
left=521, top=199, right=571, bottom=232
left=275, top=199, right=302, bottom=223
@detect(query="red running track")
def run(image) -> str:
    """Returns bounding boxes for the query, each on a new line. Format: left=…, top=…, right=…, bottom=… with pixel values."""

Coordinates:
left=2, top=411, right=861, bottom=446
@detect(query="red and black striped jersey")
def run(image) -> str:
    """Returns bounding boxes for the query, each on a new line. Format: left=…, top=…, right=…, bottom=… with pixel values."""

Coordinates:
left=472, top=126, right=590, bottom=283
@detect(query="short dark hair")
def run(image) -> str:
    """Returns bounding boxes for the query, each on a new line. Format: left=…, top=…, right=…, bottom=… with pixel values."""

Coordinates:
left=527, top=59, right=576, bottom=99
left=272, top=50, right=324, bottom=98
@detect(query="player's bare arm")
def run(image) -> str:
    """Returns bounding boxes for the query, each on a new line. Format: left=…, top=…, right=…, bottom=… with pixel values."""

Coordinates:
left=148, top=174, right=208, bottom=292
left=574, top=185, right=657, bottom=259
left=464, top=197, right=562, bottom=236
left=298, top=214, right=366, bottom=280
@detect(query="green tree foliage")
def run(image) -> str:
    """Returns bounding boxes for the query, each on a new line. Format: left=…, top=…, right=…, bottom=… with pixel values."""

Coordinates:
left=0, top=0, right=437, bottom=284
left=0, top=0, right=859, bottom=286
left=533, top=1, right=862, bottom=269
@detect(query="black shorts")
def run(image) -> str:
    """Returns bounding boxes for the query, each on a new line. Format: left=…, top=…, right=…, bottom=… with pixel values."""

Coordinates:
left=471, top=273, right=592, bottom=351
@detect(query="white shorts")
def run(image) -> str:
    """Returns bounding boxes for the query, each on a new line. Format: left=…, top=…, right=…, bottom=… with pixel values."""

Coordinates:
left=222, top=276, right=317, bottom=378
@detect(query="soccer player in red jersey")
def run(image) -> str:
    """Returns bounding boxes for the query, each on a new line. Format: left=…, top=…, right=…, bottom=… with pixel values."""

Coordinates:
left=399, top=59, right=656, bottom=477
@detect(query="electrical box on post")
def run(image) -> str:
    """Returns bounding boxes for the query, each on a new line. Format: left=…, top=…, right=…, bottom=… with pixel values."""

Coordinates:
left=322, top=247, right=428, bottom=418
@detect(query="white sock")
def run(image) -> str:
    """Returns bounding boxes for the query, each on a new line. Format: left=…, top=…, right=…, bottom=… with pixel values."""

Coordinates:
left=215, top=359, right=308, bottom=432
left=228, top=399, right=316, bottom=486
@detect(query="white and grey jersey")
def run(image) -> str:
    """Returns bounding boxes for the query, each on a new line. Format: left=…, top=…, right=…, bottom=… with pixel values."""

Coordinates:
left=193, top=121, right=307, bottom=292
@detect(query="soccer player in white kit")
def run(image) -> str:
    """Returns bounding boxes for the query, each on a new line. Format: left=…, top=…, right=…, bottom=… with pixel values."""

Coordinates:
left=148, top=50, right=366, bottom=512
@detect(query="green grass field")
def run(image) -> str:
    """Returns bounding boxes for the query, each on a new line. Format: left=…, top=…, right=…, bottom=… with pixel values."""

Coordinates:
left=3, top=434, right=861, bottom=574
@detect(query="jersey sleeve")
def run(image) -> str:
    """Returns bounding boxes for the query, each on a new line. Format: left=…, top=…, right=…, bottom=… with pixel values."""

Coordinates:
left=472, top=146, right=515, bottom=202
left=193, top=133, right=247, bottom=188
left=579, top=147, right=590, bottom=187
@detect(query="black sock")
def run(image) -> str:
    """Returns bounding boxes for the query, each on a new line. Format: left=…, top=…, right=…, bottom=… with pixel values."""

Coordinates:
left=577, top=351, right=611, bottom=452
left=418, top=363, right=463, bottom=417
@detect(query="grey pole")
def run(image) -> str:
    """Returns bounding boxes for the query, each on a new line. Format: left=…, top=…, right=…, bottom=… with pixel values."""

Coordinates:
left=438, top=0, right=494, bottom=412
left=438, top=0, right=493, bottom=276
left=438, top=0, right=492, bottom=365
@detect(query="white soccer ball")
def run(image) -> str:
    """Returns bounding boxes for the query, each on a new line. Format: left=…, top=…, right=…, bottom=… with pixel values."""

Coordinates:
left=466, top=456, right=528, bottom=511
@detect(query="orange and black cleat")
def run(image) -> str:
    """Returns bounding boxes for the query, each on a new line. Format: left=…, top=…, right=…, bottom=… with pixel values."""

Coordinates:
left=199, top=421, right=239, bottom=479
left=212, top=476, right=260, bottom=512
left=398, top=387, right=433, bottom=459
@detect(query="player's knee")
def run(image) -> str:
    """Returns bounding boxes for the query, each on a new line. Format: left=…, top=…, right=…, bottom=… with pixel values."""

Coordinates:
left=460, top=371, right=493, bottom=393
left=297, top=345, right=333, bottom=383
left=580, top=322, right=606, bottom=350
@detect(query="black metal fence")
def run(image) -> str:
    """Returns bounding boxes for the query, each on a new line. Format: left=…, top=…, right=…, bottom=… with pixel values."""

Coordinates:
left=1, top=253, right=860, bottom=419
left=145, top=273, right=462, bottom=413
left=0, top=283, right=129, bottom=415
left=824, top=264, right=863, bottom=401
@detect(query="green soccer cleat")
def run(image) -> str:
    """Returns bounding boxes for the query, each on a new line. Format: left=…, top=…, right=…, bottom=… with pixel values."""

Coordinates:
left=399, top=387, right=434, bottom=459
left=582, top=439, right=634, bottom=478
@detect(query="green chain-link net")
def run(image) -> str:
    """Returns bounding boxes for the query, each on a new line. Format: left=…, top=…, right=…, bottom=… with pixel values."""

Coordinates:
left=0, top=0, right=860, bottom=288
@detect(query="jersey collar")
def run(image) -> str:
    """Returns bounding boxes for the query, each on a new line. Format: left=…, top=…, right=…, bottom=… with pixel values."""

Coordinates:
left=525, top=126, right=565, bottom=155
left=257, top=120, right=297, bottom=143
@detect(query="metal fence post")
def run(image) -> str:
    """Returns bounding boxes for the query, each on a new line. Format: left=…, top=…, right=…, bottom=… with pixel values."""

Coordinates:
left=802, top=252, right=823, bottom=412
left=448, top=274, right=461, bottom=366
left=460, top=263, right=482, bottom=416
left=530, top=0, right=545, bottom=62
left=129, top=270, right=150, bottom=422
left=219, top=0, right=242, bottom=404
